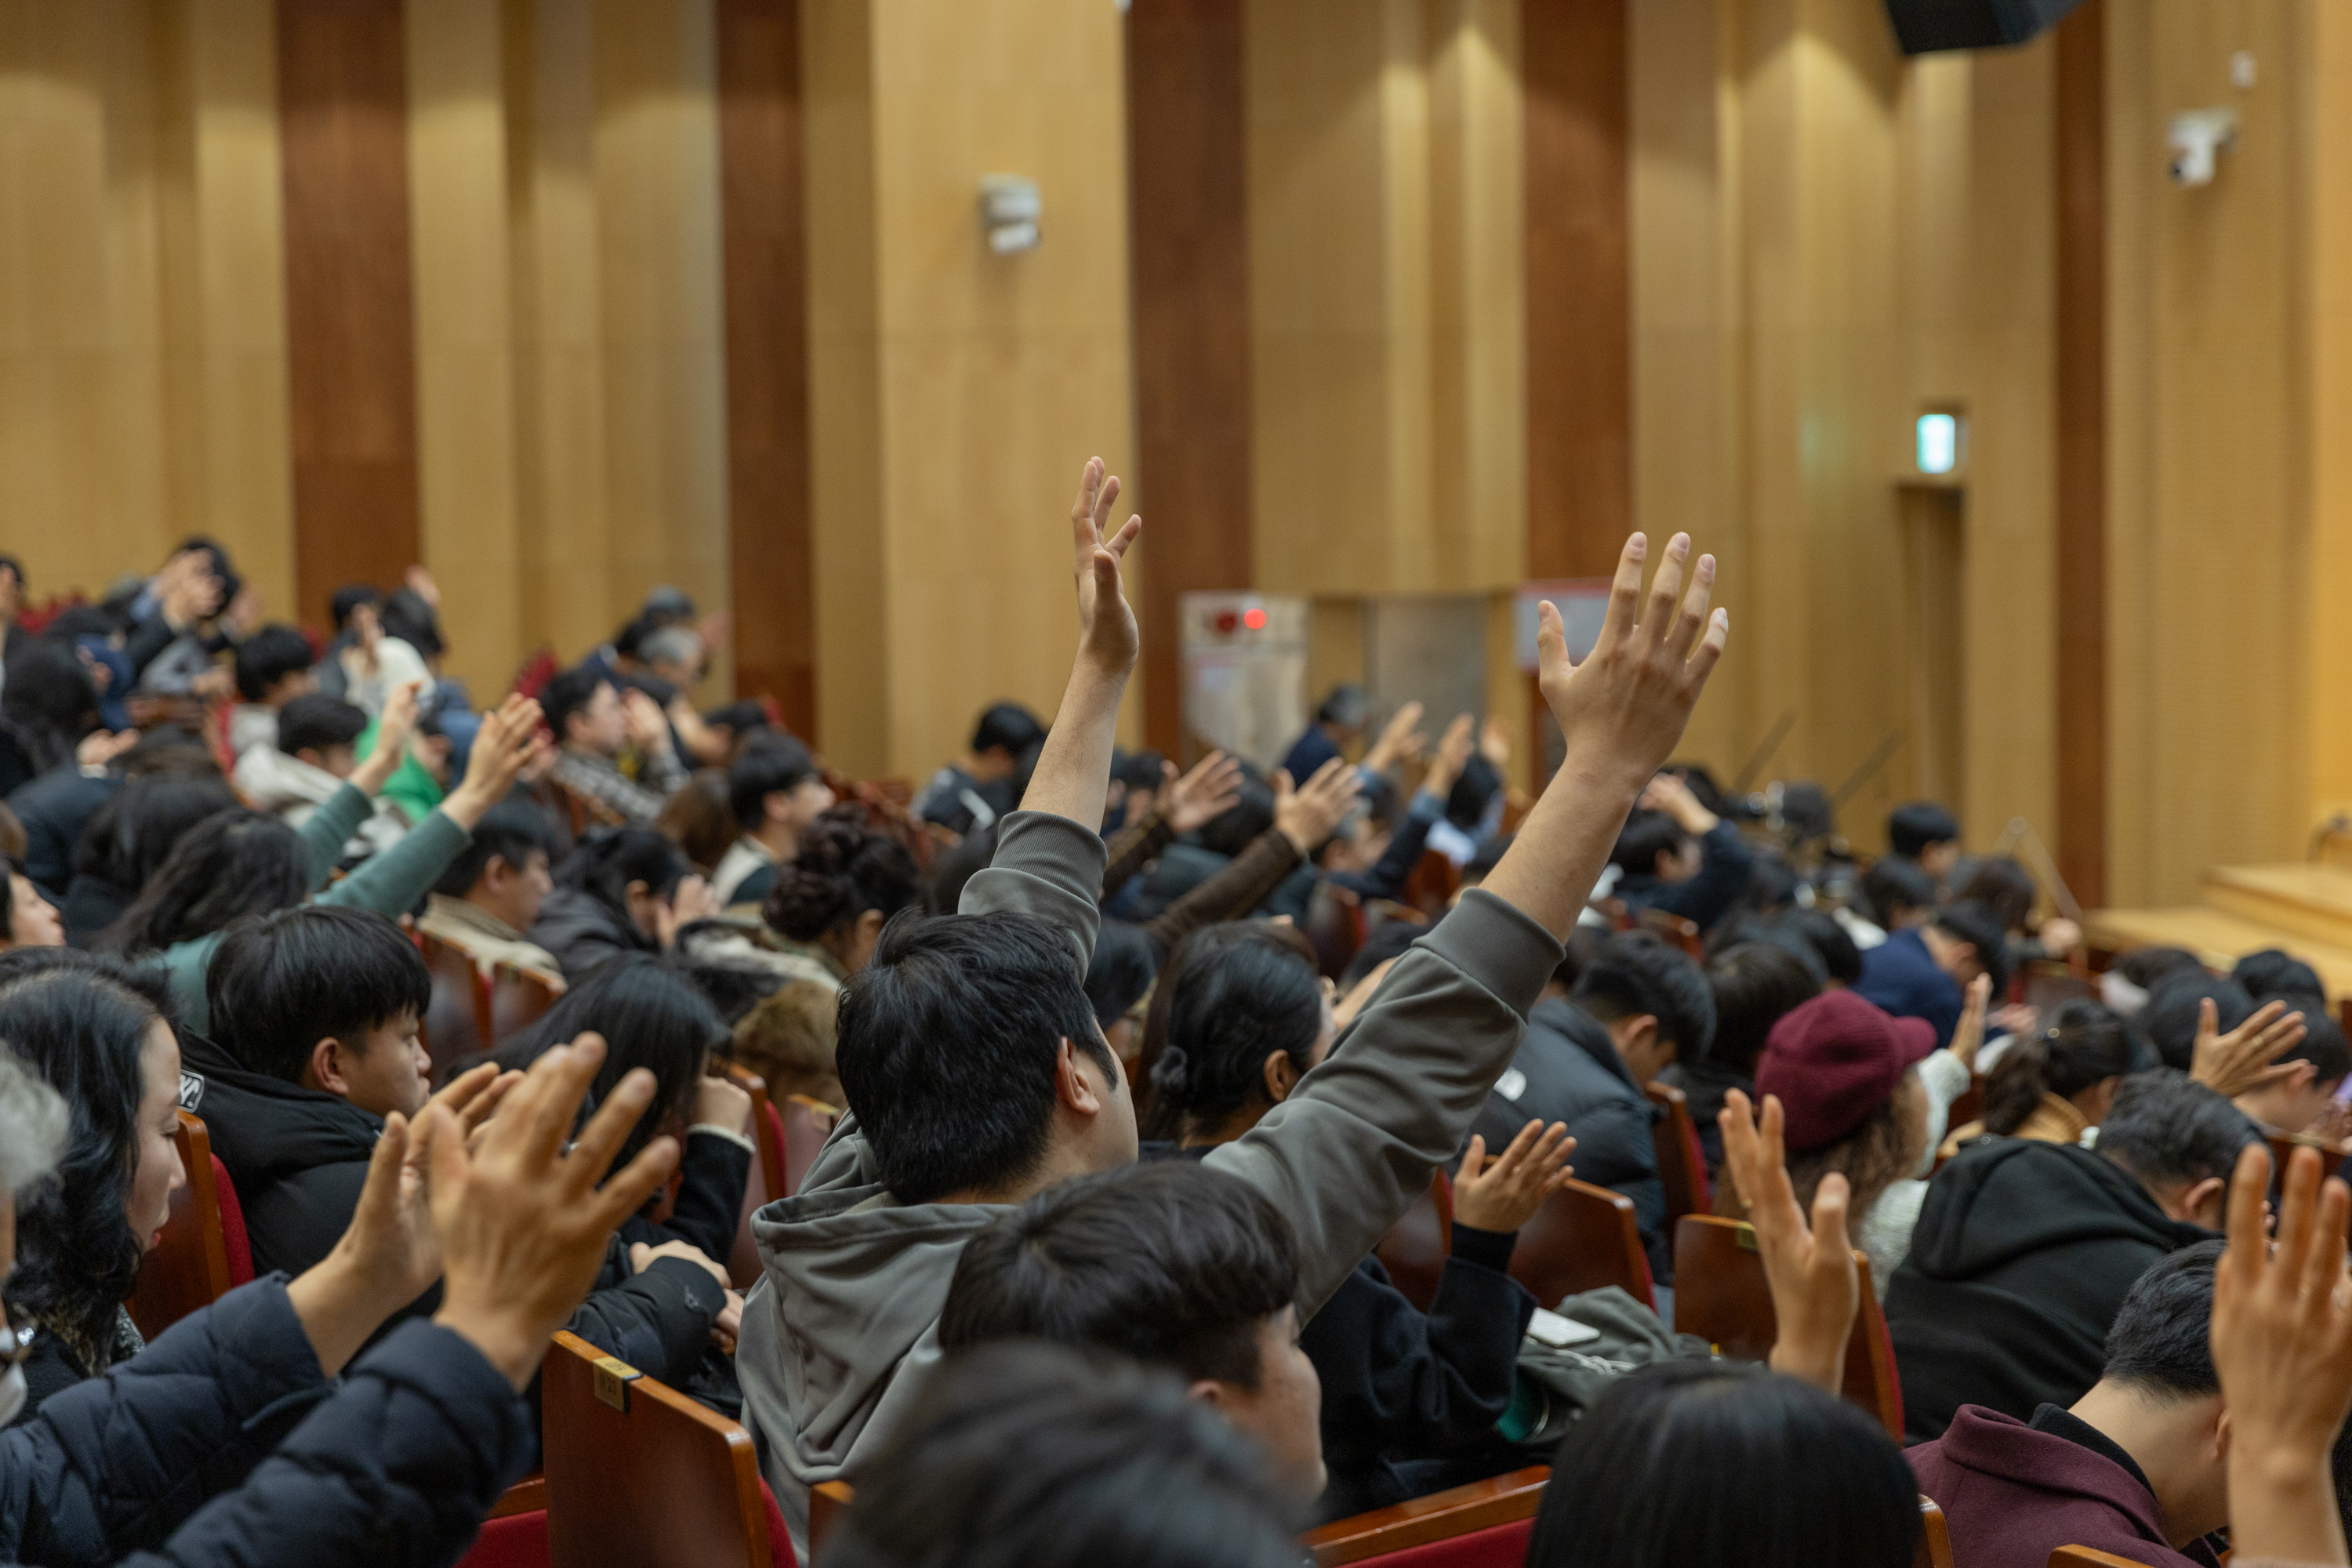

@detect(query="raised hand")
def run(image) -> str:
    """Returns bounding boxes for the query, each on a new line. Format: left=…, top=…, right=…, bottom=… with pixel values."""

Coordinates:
left=1452, top=1120, right=1575, bottom=1233
left=426, top=1034, right=682, bottom=1389
left=352, top=679, right=426, bottom=797
left=2193, top=996, right=2309, bottom=1101
left=1538, top=535, right=1726, bottom=793
left=1479, top=717, right=1512, bottom=771
left=1423, top=714, right=1477, bottom=801
left=1165, top=750, right=1245, bottom=835
left=283, top=1108, right=445, bottom=1377
left=1363, top=701, right=1428, bottom=775
left=1273, top=757, right=1363, bottom=856
left=1945, top=973, right=1994, bottom=1075
left=442, top=693, right=546, bottom=829
left=2212, top=1142, right=2352, bottom=1565
left=1721, top=1088, right=1858, bottom=1395
left=1069, top=456, right=1142, bottom=681
left=621, top=688, right=675, bottom=753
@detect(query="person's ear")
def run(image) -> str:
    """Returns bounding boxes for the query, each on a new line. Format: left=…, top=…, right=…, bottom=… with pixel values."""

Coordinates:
left=624, top=879, right=652, bottom=904
left=2212, top=1404, right=2230, bottom=1463
left=1618, top=1014, right=1660, bottom=1062
left=482, top=854, right=511, bottom=891
left=306, top=1036, right=350, bottom=1097
left=1262, top=1049, right=1304, bottom=1105
left=1186, top=1377, right=1234, bottom=1414
left=856, top=908, right=887, bottom=947
left=2182, top=1174, right=2228, bottom=1229
left=294, top=747, right=325, bottom=769
left=1055, top=1038, right=1108, bottom=1119
left=764, top=789, right=789, bottom=825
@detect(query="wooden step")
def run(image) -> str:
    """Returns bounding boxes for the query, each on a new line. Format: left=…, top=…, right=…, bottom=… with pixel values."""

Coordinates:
left=2081, top=905, right=2352, bottom=1000
left=2204, top=865, right=2352, bottom=955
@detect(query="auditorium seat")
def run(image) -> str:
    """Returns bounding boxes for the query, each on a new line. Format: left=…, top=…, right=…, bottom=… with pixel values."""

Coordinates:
left=2045, top=1548, right=2151, bottom=1567
left=1642, top=1080, right=1710, bottom=1221
left=2267, top=1129, right=2347, bottom=1182
left=215, top=1151, right=253, bottom=1286
left=779, top=1095, right=837, bottom=1198
left=808, top=1482, right=855, bottom=1559
left=1916, top=1497, right=1954, bottom=1568
left=1301, top=1465, right=1548, bottom=1567
left=1671, top=1214, right=1904, bottom=1439
left=1508, top=1178, right=1653, bottom=1312
left=456, top=1479, right=550, bottom=1568
left=1372, top=1171, right=1453, bottom=1313
left=126, top=1112, right=237, bottom=1340
left=491, top=963, right=561, bottom=1041
left=1635, top=906, right=1705, bottom=961
left=540, top=1330, right=793, bottom=1568
left=419, top=931, right=492, bottom=1063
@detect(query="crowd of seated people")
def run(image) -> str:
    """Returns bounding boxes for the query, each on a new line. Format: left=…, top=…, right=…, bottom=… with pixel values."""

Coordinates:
left=5, top=476, right=2352, bottom=1568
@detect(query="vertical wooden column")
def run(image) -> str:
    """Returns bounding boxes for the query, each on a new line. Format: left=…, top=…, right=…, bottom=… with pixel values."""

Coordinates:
left=2053, top=0, right=2106, bottom=908
left=1126, top=0, right=1252, bottom=757
left=278, top=0, right=422, bottom=631
left=717, top=0, right=815, bottom=733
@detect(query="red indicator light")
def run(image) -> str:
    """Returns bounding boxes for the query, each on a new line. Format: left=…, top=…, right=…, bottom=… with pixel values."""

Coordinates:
left=1214, top=611, right=1239, bottom=635
left=1242, top=607, right=1268, bottom=631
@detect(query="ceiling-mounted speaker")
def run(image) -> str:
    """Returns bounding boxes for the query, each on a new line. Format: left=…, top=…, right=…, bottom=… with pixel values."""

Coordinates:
left=1882, top=0, right=2089, bottom=54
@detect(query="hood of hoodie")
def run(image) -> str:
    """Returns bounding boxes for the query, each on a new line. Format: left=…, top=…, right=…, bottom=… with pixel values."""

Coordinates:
left=1901, top=1137, right=2210, bottom=1283
left=180, top=1029, right=381, bottom=1187
left=231, top=746, right=343, bottom=814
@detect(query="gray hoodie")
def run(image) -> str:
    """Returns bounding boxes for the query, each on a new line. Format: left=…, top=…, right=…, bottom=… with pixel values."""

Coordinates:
left=736, top=810, right=1565, bottom=1549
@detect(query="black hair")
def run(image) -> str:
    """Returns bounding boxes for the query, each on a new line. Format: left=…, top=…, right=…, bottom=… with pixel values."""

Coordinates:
left=1084, top=921, right=1158, bottom=1032
left=927, top=823, right=996, bottom=917
left=1316, top=684, right=1370, bottom=728
left=1705, top=911, right=1829, bottom=987
left=492, top=954, right=724, bottom=1171
left=941, top=1161, right=1298, bottom=1387
left=207, top=906, right=430, bottom=1086
left=1193, top=763, right=1276, bottom=859
left=1352, top=771, right=1400, bottom=834
left=1445, top=754, right=1502, bottom=833
left=70, top=773, right=241, bottom=901
left=822, top=1340, right=1305, bottom=1568
left=1860, top=856, right=1939, bottom=929
left=553, top=828, right=693, bottom=954
left=1573, top=931, right=1717, bottom=1060
left=1339, top=918, right=1425, bottom=992
left=2101, top=1240, right=2223, bottom=1402
left=433, top=799, right=560, bottom=900
left=2097, top=1069, right=2262, bottom=1196
left=276, top=693, right=369, bottom=760
left=376, top=589, right=444, bottom=660
left=764, top=807, right=921, bottom=943
left=971, top=702, right=1046, bottom=759
left=1527, top=1359, right=1918, bottom=1568
left=94, top=810, right=311, bottom=956
left=2258, top=992, right=2352, bottom=1087
left=1741, top=852, right=1801, bottom=916
left=2, top=640, right=97, bottom=774
left=541, top=665, right=611, bottom=744
left=2234, top=949, right=2325, bottom=1004
left=41, top=604, right=124, bottom=644
left=1149, top=934, right=1324, bottom=1138
left=672, top=949, right=783, bottom=1027
left=0, top=555, right=20, bottom=590
left=1932, top=900, right=2011, bottom=998
left=1704, top=942, right=1820, bottom=1078
left=727, top=735, right=820, bottom=830
left=837, top=910, right=1112, bottom=1205
left=329, top=583, right=379, bottom=632
left=1610, top=809, right=1690, bottom=880
left=2116, top=947, right=2205, bottom=993
left=121, top=727, right=223, bottom=780
left=233, top=625, right=316, bottom=702
left=1780, top=909, right=1863, bottom=987
left=1955, top=856, right=2038, bottom=933
left=1887, top=801, right=1960, bottom=860
left=1464, top=833, right=1511, bottom=885
left=2138, top=974, right=2253, bottom=1073
left=1983, top=999, right=2134, bottom=1134
left=1110, top=750, right=1166, bottom=794
left=0, top=950, right=174, bottom=1371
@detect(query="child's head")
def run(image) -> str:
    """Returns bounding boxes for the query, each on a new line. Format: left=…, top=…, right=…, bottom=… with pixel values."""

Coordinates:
left=276, top=694, right=370, bottom=779
left=232, top=625, right=318, bottom=707
left=208, top=906, right=431, bottom=1119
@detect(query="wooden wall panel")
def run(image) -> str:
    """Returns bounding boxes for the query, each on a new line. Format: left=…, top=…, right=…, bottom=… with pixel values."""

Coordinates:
left=2053, top=0, right=2105, bottom=907
left=1126, top=0, right=1251, bottom=757
left=278, top=0, right=421, bottom=632
left=1524, top=0, right=1628, bottom=581
left=717, top=0, right=814, bottom=734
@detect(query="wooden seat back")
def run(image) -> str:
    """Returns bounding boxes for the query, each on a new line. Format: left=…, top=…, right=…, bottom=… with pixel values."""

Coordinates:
left=718, top=1065, right=783, bottom=1291
left=491, top=963, right=561, bottom=1042
left=126, top=1112, right=234, bottom=1340
left=540, top=1331, right=786, bottom=1568
left=2267, top=1129, right=2348, bottom=1182
left=1302, top=1465, right=1548, bottom=1566
left=1373, top=1171, right=1454, bottom=1312
left=1305, top=880, right=1368, bottom=980
left=1671, top=1214, right=1904, bottom=1439
left=1400, top=849, right=1461, bottom=918
left=779, top=1095, right=838, bottom=1199
left=1915, top=1497, right=1954, bottom=1568
left=2046, top=1550, right=2154, bottom=1568
left=1635, top=906, right=1704, bottom=960
left=1642, top=1080, right=1711, bottom=1221
left=1508, top=1178, right=1653, bottom=1312
left=419, top=932, right=492, bottom=1063
left=808, top=1482, right=855, bottom=1559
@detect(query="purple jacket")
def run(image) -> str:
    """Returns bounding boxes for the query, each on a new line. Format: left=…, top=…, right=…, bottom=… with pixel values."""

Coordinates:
left=1907, top=1406, right=2220, bottom=1568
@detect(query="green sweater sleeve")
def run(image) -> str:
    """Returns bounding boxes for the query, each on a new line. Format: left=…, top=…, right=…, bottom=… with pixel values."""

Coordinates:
left=299, top=785, right=375, bottom=888
left=317, top=810, right=473, bottom=920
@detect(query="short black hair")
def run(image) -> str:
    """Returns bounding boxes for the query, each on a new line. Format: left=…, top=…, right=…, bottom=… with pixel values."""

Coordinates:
left=971, top=702, right=1046, bottom=759
left=207, top=906, right=430, bottom=1086
left=1111, top=750, right=1166, bottom=794
left=1610, top=809, right=1690, bottom=880
left=233, top=625, right=315, bottom=702
left=329, top=583, right=379, bottom=631
left=541, top=665, right=611, bottom=743
left=927, top=822, right=996, bottom=916
left=1445, top=755, right=1502, bottom=833
left=553, top=828, right=693, bottom=956
left=1860, top=856, right=1939, bottom=928
left=433, top=799, right=559, bottom=900
left=2139, top=974, right=2254, bottom=1073
left=276, top=693, right=368, bottom=760
left=941, top=1161, right=1298, bottom=1388
left=1887, top=801, right=1960, bottom=859
left=824, top=1341, right=1305, bottom=1568
left=378, top=589, right=443, bottom=660
left=1954, top=856, right=2037, bottom=933
left=2260, top=991, right=2352, bottom=1087
left=2097, top=1069, right=2261, bottom=1196
left=2116, top=946, right=2206, bottom=993
left=1704, top=942, right=1820, bottom=1077
left=1573, top=931, right=1717, bottom=1060
left=726, top=735, right=818, bottom=829
left=1193, top=763, right=1275, bottom=859
left=2234, top=949, right=2325, bottom=1003
left=1780, top=909, right=1863, bottom=987
left=1932, top=900, right=2011, bottom=998
left=1316, top=684, right=1370, bottom=728
left=1340, top=918, right=1424, bottom=992
left=764, top=807, right=922, bottom=942
left=1084, top=920, right=1158, bottom=1031
left=837, top=910, right=1114, bottom=1204
left=2101, top=1240, right=2223, bottom=1401
left=1149, top=934, right=1324, bottom=1135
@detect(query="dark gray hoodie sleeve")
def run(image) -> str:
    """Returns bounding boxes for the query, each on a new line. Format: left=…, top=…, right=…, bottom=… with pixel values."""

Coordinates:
left=1206, top=890, right=1563, bottom=1316
left=958, top=811, right=1107, bottom=968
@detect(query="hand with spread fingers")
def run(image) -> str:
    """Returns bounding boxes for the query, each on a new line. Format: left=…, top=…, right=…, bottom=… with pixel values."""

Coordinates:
left=1720, top=1088, right=1858, bottom=1396
left=1538, top=534, right=1728, bottom=793
left=1452, top=1120, right=1576, bottom=1234
left=1944, top=972, right=1994, bottom=1075
left=1069, top=456, right=1143, bottom=683
left=2193, top=996, right=2309, bottom=1101
left=2212, top=1141, right=2352, bottom=1566
left=1273, top=757, right=1363, bottom=857
left=1363, top=701, right=1428, bottom=775
left=1165, top=750, right=1245, bottom=836
left=425, top=1033, right=684, bottom=1390
left=1421, top=714, right=1478, bottom=804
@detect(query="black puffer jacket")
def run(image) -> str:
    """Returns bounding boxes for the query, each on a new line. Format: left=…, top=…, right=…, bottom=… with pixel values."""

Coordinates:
left=0, top=1275, right=529, bottom=1568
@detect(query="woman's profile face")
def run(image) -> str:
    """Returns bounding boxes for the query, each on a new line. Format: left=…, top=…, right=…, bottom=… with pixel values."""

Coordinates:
left=125, top=1019, right=187, bottom=1253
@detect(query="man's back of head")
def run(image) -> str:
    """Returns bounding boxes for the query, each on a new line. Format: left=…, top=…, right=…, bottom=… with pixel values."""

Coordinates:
left=1889, top=801, right=1961, bottom=864
left=971, top=702, right=1045, bottom=764
left=1572, top=930, right=1718, bottom=1073
left=207, top=905, right=432, bottom=1119
left=2097, top=1070, right=2261, bottom=1228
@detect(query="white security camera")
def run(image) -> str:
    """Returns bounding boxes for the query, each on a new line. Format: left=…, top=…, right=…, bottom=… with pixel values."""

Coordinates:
left=2168, top=107, right=2239, bottom=187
